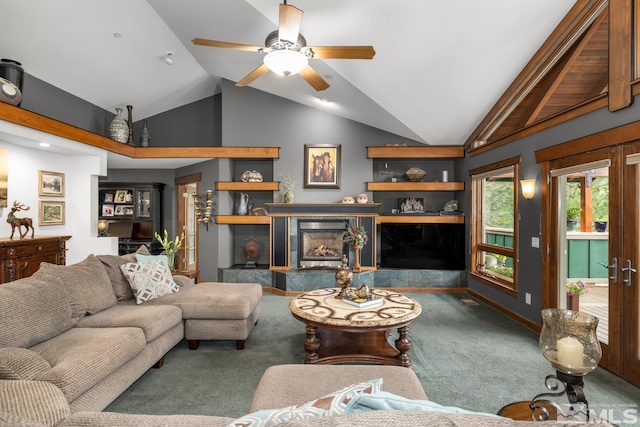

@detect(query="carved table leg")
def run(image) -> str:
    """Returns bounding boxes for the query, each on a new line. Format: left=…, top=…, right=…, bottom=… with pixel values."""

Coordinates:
left=304, top=325, right=320, bottom=364
left=395, top=326, right=412, bottom=368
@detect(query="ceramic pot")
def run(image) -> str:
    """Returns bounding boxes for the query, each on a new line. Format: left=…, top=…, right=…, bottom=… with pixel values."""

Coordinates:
left=140, top=119, right=150, bottom=147
left=356, top=193, right=368, bottom=204
left=342, top=196, right=355, bottom=204
left=284, top=190, right=295, bottom=203
left=109, top=108, right=129, bottom=144
left=238, top=193, right=249, bottom=215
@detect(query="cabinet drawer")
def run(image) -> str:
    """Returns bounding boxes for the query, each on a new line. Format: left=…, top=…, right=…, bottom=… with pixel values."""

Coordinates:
left=5, top=241, right=60, bottom=258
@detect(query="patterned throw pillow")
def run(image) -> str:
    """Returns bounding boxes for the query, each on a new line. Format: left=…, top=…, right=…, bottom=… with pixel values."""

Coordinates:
left=228, top=378, right=383, bottom=427
left=120, top=260, right=180, bottom=304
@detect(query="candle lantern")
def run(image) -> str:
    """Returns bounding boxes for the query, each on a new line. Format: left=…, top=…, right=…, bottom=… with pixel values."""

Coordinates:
left=530, top=308, right=601, bottom=421
left=97, top=220, right=109, bottom=237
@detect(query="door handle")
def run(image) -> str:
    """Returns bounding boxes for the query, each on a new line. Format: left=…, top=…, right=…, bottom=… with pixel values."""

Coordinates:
left=621, top=259, right=636, bottom=286
left=597, top=257, right=618, bottom=283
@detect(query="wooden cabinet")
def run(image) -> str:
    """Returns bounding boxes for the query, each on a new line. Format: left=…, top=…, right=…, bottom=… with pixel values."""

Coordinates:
left=0, top=236, right=71, bottom=283
left=366, top=146, right=464, bottom=223
left=98, top=182, right=164, bottom=254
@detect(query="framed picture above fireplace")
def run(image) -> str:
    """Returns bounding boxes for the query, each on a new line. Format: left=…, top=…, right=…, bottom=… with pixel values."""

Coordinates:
left=304, top=144, right=340, bottom=189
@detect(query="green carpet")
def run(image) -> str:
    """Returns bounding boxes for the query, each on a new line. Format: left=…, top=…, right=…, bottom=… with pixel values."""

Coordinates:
left=106, top=293, right=639, bottom=424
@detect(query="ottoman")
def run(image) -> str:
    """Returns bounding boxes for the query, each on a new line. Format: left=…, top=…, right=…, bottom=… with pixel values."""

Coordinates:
left=147, top=281, right=262, bottom=350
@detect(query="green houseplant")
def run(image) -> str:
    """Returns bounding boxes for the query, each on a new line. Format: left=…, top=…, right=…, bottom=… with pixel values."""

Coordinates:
left=566, top=280, right=588, bottom=311
left=566, top=207, right=580, bottom=231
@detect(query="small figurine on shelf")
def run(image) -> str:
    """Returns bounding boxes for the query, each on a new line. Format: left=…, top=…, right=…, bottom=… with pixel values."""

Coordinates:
left=7, top=201, right=34, bottom=239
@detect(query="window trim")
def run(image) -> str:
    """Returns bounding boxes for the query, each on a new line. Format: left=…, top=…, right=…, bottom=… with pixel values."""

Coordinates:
left=469, top=156, right=521, bottom=296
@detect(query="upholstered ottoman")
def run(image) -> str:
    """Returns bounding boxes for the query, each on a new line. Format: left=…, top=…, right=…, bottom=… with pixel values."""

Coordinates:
left=147, top=281, right=262, bottom=350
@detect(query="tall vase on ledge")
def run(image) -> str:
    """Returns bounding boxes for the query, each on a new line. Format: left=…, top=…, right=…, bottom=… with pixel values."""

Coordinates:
left=352, top=245, right=362, bottom=272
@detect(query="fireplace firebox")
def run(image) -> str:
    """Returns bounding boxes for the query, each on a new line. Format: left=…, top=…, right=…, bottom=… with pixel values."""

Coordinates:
left=298, top=220, right=348, bottom=268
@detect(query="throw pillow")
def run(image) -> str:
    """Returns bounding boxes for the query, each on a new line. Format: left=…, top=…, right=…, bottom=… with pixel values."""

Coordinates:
left=97, top=245, right=150, bottom=301
left=135, top=253, right=171, bottom=271
left=228, top=378, right=383, bottom=427
left=37, top=255, right=116, bottom=318
left=120, top=260, right=180, bottom=304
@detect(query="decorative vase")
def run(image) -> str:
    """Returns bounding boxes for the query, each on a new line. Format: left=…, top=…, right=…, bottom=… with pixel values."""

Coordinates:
left=165, top=252, right=175, bottom=272
left=0, top=59, right=24, bottom=106
left=594, top=221, right=607, bottom=232
left=140, top=119, right=150, bottom=147
left=352, top=244, right=362, bottom=272
left=566, top=293, right=580, bottom=311
left=238, top=193, right=249, bottom=216
left=109, top=108, right=129, bottom=144
left=335, top=254, right=353, bottom=298
left=126, top=105, right=134, bottom=145
left=284, top=190, right=294, bottom=203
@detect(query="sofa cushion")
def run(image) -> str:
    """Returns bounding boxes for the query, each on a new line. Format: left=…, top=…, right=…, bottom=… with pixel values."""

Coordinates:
left=76, top=304, right=183, bottom=342
left=0, top=274, right=75, bottom=348
left=145, top=282, right=262, bottom=319
left=229, top=379, right=383, bottom=427
left=0, top=380, right=70, bottom=427
left=120, top=260, right=179, bottom=304
left=0, top=348, right=51, bottom=380
left=31, top=327, right=146, bottom=402
left=98, top=245, right=150, bottom=301
left=38, top=255, right=116, bottom=318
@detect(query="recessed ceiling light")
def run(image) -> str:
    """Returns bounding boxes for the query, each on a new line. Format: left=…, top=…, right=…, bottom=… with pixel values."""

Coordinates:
left=113, top=32, right=122, bottom=39
left=39, top=142, right=50, bottom=147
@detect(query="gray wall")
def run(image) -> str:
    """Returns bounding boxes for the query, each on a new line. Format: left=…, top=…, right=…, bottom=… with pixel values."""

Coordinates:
left=456, top=96, right=640, bottom=323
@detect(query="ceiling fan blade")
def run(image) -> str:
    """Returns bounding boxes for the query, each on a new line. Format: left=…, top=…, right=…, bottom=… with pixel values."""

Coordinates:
left=278, top=3, right=303, bottom=44
left=192, top=38, right=263, bottom=52
left=299, top=65, right=330, bottom=91
left=236, top=64, right=271, bottom=87
left=305, top=46, right=376, bottom=60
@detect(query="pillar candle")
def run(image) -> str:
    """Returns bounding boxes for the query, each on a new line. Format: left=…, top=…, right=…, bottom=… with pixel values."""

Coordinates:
left=557, top=336, right=584, bottom=368
left=442, top=171, right=449, bottom=182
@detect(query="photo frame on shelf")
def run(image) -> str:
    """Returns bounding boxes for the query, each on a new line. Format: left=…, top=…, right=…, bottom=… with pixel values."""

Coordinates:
left=39, top=201, right=65, bottom=225
left=398, top=197, right=425, bottom=213
left=38, top=170, right=64, bottom=197
left=114, top=205, right=133, bottom=216
left=304, top=144, right=340, bottom=189
left=102, top=204, right=114, bottom=217
left=114, top=190, right=128, bottom=203
left=104, top=192, right=114, bottom=203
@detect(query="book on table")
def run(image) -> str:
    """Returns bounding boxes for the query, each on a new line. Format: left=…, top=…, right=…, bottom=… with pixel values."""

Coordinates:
left=342, top=295, right=383, bottom=308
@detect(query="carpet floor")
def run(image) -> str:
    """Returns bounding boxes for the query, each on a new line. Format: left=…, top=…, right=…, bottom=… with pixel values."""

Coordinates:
left=106, top=292, right=639, bottom=424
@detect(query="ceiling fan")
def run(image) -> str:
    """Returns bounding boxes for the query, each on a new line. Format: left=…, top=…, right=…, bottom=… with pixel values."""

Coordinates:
left=192, top=1, right=375, bottom=91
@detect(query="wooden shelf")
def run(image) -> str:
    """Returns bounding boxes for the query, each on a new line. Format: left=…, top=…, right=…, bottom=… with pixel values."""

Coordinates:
left=366, top=181, right=464, bottom=191
left=375, top=215, right=464, bottom=224
left=215, top=181, right=279, bottom=191
left=215, top=215, right=270, bottom=225
left=367, top=146, right=464, bottom=159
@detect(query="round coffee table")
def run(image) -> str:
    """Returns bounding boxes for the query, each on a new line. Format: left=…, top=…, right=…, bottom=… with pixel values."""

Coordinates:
left=289, top=288, right=422, bottom=368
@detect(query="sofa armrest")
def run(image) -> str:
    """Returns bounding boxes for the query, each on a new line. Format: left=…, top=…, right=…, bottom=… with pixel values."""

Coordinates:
left=0, top=348, right=51, bottom=380
left=172, top=275, right=195, bottom=288
left=0, top=380, right=70, bottom=427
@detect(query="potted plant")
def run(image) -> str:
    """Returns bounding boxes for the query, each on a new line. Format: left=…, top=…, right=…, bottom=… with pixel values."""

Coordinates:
left=566, top=207, right=580, bottom=231
left=343, top=222, right=368, bottom=272
left=594, top=215, right=608, bottom=232
left=566, top=280, right=588, bottom=311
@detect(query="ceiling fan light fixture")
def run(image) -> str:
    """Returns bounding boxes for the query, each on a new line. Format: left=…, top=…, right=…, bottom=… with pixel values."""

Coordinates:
left=263, top=50, right=308, bottom=77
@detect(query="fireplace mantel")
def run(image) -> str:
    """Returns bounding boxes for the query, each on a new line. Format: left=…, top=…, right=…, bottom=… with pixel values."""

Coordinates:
left=266, top=203, right=381, bottom=216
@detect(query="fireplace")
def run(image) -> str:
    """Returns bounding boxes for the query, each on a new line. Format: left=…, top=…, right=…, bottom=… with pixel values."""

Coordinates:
left=297, top=219, right=348, bottom=268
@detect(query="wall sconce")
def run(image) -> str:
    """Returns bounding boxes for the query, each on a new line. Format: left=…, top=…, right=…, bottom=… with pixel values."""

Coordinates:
left=193, top=189, right=213, bottom=231
left=520, top=179, right=536, bottom=200
left=97, top=219, right=109, bottom=237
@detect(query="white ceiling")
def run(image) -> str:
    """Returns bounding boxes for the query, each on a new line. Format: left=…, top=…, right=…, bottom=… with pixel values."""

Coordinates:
left=2, top=1, right=576, bottom=160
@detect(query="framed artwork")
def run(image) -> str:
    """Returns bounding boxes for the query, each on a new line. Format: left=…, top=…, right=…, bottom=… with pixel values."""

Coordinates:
left=304, top=144, right=340, bottom=189
left=38, top=170, right=64, bottom=197
left=39, top=201, right=65, bottom=225
left=114, top=190, right=128, bottom=203
left=398, top=197, right=424, bottom=213
left=102, top=204, right=114, bottom=217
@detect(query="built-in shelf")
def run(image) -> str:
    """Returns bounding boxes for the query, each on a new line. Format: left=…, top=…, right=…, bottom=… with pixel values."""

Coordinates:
left=375, top=215, right=464, bottom=225
left=215, top=215, right=271, bottom=225
left=367, top=146, right=464, bottom=159
left=366, top=182, right=464, bottom=191
left=215, top=182, right=279, bottom=191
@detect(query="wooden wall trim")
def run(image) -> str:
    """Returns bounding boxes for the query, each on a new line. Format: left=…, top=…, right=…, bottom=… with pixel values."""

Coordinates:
left=609, top=0, right=633, bottom=111
left=535, top=119, right=640, bottom=162
left=176, top=173, right=202, bottom=185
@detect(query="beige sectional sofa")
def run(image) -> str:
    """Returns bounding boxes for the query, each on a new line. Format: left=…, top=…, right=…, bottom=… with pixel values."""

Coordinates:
left=0, top=247, right=262, bottom=414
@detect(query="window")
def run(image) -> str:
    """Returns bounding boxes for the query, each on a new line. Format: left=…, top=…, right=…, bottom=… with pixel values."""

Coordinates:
left=470, top=156, right=521, bottom=295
